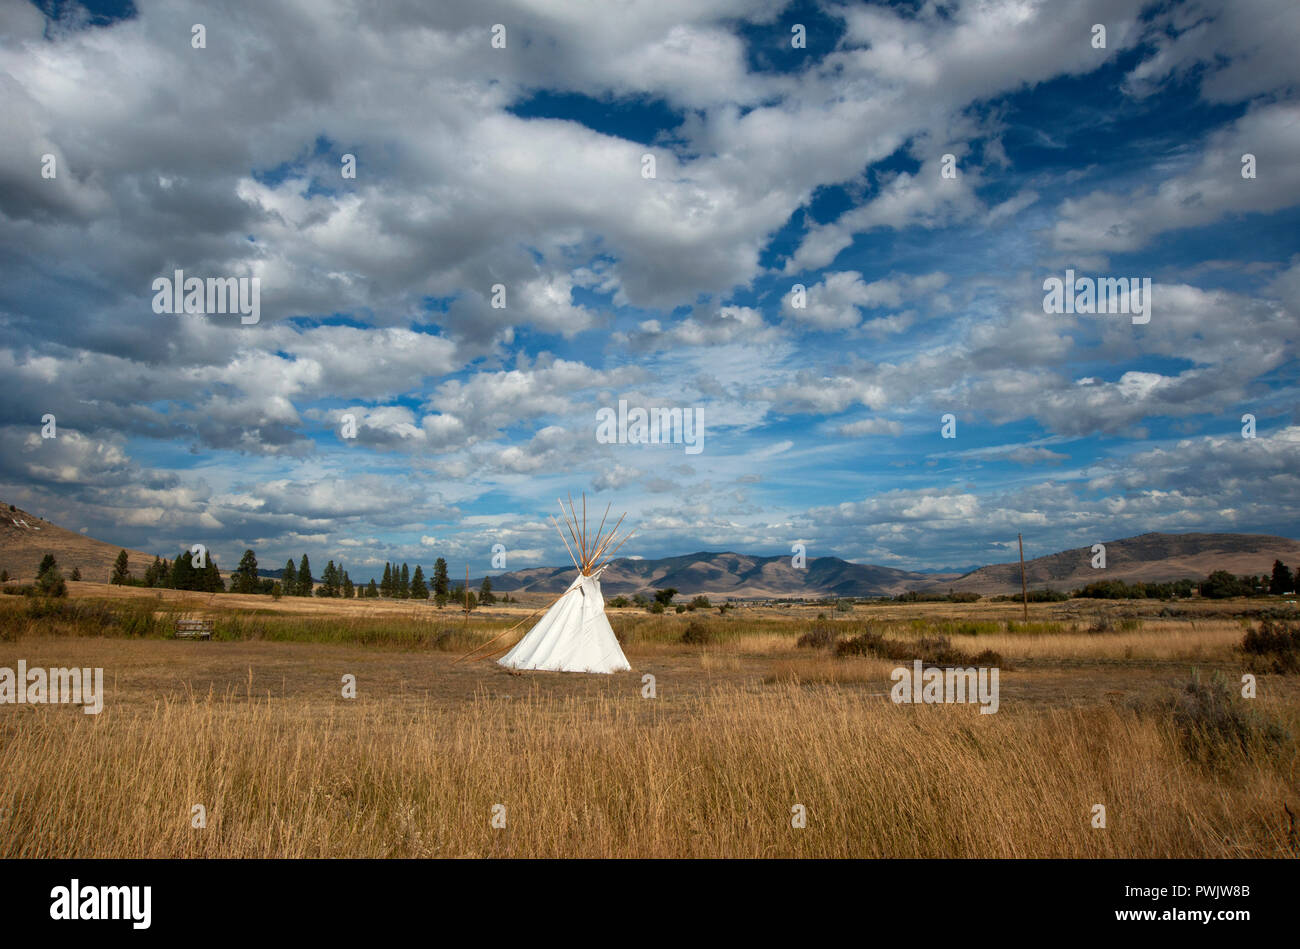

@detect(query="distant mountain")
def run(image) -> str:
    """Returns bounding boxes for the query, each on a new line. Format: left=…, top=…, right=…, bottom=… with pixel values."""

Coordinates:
left=920, top=532, right=1300, bottom=595
left=4, top=504, right=1296, bottom=600
left=482, top=551, right=955, bottom=598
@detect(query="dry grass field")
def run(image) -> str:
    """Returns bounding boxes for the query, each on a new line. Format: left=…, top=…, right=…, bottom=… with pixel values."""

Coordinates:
left=1, top=583, right=1298, bottom=858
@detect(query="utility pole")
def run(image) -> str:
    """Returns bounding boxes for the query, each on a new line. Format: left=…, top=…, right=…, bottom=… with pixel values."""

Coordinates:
left=1018, top=533, right=1028, bottom=622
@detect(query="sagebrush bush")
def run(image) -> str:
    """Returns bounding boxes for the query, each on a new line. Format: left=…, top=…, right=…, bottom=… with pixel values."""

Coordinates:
left=681, top=621, right=714, bottom=645
left=1241, top=618, right=1300, bottom=673
left=796, top=622, right=839, bottom=649
left=835, top=631, right=1001, bottom=667
left=1144, top=673, right=1292, bottom=770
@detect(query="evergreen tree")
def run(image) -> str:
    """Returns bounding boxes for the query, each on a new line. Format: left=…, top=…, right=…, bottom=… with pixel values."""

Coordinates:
left=36, top=565, right=67, bottom=597
left=297, top=555, right=313, bottom=596
left=433, top=557, right=449, bottom=607
left=201, top=554, right=224, bottom=593
left=367, top=578, right=379, bottom=598
left=283, top=558, right=298, bottom=594
left=70, top=566, right=82, bottom=581
left=450, top=584, right=477, bottom=611
left=342, top=571, right=355, bottom=599
left=410, top=565, right=429, bottom=599
left=156, top=555, right=172, bottom=588
left=111, top=550, right=131, bottom=585
left=318, top=560, right=339, bottom=597
left=233, top=549, right=260, bottom=594
left=37, top=554, right=57, bottom=579
left=381, top=562, right=393, bottom=597
left=171, top=551, right=197, bottom=590
left=1270, top=560, right=1294, bottom=595
left=399, top=563, right=410, bottom=598
left=479, top=575, right=495, bottom=604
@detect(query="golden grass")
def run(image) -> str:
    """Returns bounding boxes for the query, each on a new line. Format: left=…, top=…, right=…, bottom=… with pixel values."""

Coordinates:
left=943, top=623, right=1245, bottom=662
left=2, top=682, right=1295, bottom=858
left=2, top=593, right=1297, bottom=858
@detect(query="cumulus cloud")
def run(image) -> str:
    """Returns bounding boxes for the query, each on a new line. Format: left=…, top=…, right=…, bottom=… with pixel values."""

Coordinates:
left=0, top=0, right=1296, bottom=575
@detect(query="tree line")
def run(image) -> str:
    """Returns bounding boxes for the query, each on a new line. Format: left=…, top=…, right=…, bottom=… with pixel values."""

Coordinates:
left=961, top=560, right=1298, bottom=603
left=107, top=548, right=506, bottom=606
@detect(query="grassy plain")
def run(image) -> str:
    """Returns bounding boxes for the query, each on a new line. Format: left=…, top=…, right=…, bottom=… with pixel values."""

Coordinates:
left=1, top=583, right=1297, bottom=857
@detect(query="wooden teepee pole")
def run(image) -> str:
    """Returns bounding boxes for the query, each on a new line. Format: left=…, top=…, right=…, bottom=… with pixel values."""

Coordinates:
left=594, top=528, right=636, bottom=572
left=567, top=492, right=585, bottom=568
left=589, top=513, right=626, bottom=566
left=551, top=514, right=579, bottom=570
left=557, top=500, right=583, bottom=569
left=593, top=502, right=611, bottom=559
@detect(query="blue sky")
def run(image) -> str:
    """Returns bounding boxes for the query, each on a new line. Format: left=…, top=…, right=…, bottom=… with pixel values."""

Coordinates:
left=1, top=0, right=1297, bottom=581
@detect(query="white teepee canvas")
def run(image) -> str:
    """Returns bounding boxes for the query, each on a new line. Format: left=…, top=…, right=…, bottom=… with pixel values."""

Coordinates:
left=497, top=495, right=633, bottom=674
left=498, top=568, right=629, bottom=673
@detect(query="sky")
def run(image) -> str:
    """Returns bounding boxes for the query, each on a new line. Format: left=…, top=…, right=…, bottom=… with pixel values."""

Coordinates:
left=1, top=0, right=1297, bottom=581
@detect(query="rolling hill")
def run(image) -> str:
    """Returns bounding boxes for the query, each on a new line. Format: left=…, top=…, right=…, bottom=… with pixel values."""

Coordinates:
left=918, top=532, right=1300, bottom=596
left=3, top=500, right=1297, bottom=598
left=0, top=502, right=157, bottom=583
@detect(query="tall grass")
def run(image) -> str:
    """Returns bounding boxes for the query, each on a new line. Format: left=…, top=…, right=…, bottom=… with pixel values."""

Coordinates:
left=1, top=683, right=1294, bottom=858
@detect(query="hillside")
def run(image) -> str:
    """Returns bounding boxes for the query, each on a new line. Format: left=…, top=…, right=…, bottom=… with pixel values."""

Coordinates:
left=4, top=502, right=1297, bottom=599
left=0, top=503, right=157, bottom=583
left=484, top=551, right=953, bottom=598
left=923, top=532, right=1300, bottom=595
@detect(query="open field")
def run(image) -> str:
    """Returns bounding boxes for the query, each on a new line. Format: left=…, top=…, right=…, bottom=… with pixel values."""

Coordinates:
left=1, top=586, right=1299, bottom=857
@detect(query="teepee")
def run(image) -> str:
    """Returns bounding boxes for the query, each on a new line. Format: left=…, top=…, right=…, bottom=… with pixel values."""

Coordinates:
left=498, top=495, right=633, bottom=674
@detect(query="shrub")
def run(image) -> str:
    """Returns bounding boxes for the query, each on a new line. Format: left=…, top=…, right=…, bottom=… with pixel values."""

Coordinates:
left=35, top=566, right=67, bottom=598
left=26, top=596, right=74, bottom=620
left=1087, top=612, right=1123, bottom=633
left=1139, top=672, right=1291, bottom=770
left=835, top=631, right=1001, bottom=667
left=681, top=622, right=714, bottom=645
left=796, top=622, right=839, bottom=649
left=1241, top=618, right=1300, bottom=674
